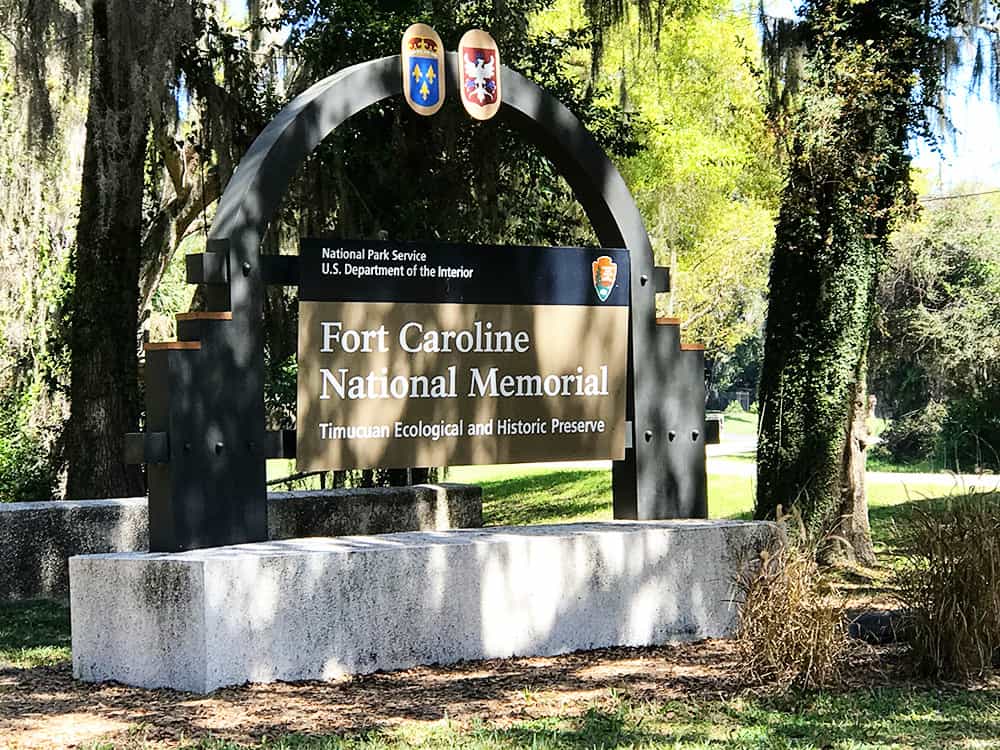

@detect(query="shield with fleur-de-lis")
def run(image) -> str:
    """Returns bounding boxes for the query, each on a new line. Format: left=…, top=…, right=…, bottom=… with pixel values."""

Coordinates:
left=402, top=23, right=445, bottom=116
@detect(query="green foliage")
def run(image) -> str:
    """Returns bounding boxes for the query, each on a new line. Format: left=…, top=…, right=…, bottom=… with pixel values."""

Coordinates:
left=940, top=397, right=1000, bottom=473
left=710, top=333, right=764, bottom=398
left=265, top=354, right=298, bottom=430
left=876, top=401, right=947, bottom=466
left=755, top=0, right=945, bottom=541
left=591, top=1, right=780, bottom=354
left=0, top=424, right=56, bottom=502
left=0, top=378, right=60, bottom=502
left=0, top=24, right=83, bottom=499
left=872, top=192, right=1000, bottom=471
left=275, top=0, right=638, bottom=250
left=723, top=400, right=746, bottom=415
left=893, top=491, right=1000, bottom=679
left=252, top=0, right=642, bottom=434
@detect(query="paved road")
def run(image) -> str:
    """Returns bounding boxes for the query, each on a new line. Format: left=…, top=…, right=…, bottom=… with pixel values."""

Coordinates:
left=473, top=439, right=1000, bottom=491
left=707, top=439, right=757, bottom=458
left=707, top=442, right=1000, bottom=490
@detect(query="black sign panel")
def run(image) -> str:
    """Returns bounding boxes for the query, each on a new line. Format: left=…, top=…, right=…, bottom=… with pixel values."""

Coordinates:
left=299, top=239, right=630, bottom=306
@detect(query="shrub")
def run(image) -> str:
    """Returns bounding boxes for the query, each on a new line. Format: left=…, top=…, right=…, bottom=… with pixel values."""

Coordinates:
left=877, top=401, right=946, bottom=465
left=734, top=513, right=852, bottom=689
left=892, top=491, right=1000, bottom=679
left=724, top=400, right=746, bottom=415
left=0, top=427, right=57, bottom=502
left=264, top=353, right=297, bottom=429
left=938, top=397, right=1000, bottom=474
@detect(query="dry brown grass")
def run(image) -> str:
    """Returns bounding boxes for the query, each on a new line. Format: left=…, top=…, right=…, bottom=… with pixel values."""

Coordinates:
left=892, top=491, right=1000, bottom=679
left=733, top=512, right=853, bottom=689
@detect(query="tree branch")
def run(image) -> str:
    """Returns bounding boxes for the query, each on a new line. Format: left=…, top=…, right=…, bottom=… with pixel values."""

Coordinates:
left=153, top=118, right=186, bottom=196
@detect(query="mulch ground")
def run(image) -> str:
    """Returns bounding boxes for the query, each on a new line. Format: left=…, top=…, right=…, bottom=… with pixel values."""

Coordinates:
left=0, top=640, right=903, bottom=750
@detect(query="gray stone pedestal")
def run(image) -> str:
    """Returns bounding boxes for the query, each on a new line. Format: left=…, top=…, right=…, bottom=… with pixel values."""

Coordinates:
left=70, top=520, right=780, bottom=693
left=2, top=483, right=480, bottom=602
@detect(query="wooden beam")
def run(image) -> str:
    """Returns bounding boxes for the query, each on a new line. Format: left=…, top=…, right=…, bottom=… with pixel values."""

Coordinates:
left=144, top=341, right=201, bottom=351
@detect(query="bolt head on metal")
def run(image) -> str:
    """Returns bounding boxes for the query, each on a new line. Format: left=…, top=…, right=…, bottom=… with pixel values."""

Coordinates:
left=644, top=430, right=653, bottom=442
left=214, top=442, right=224, bottom=454
left=668, top=431, right=677, bottom=442
left=691, top=430, right=700, bottom=441
left=640, top=274, right=648, bottom=286
left=183, top=442, right=192, bottom=453
left=242, top=262, right=252, bottom=276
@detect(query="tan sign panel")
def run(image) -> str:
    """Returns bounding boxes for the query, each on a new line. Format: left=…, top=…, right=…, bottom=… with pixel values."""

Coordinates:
left=296, top=240, right=629, bottom=470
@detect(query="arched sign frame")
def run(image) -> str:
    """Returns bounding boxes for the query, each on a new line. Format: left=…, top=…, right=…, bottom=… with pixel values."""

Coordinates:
left=136, top=54, right=707, bottom=551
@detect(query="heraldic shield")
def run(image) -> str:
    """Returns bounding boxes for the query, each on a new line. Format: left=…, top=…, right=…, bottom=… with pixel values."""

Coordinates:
left=459, top=29, right=501, bottom=120
left=402, top=23, right=445, bottom=116
left=592, top=256, right=618, bottom=302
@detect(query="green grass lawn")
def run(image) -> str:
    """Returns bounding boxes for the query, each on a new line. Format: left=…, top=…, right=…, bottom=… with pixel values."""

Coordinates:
left=717, top=411, right=758, bottom=438
left=4, top=596, right=999, bottom=748
left=866, top=453, right=955, bottom=474
left=72, top=688, right=1000, bottom=749
left=8, top=443, right=998, bottom=749
left=0, top=598, right=70, bottom=668
left=449, top=462, right=967, bottom=534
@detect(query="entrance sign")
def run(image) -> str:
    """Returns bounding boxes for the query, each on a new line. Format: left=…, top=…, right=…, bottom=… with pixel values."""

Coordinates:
left=296, top=240, right=629, bottom=470
left=459, top=29, right=501, bottom=120
left=402, top=24, right=445, bottom=115
left=127, top=52, right=708, bottom=553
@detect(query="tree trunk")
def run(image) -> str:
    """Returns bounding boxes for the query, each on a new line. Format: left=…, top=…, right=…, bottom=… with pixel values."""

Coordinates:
left=754, top=206, right=878, bottom=543
left=829, top=381, right=877, bottom=564
left=753, top=1, right=922, bottom=556
left=65, top=1, right=151, bottom=498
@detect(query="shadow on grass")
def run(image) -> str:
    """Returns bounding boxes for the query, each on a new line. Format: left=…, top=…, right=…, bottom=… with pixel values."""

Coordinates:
left=0, top=599, right=70, bottom=652
left=0, top=599, right=70, bottom=669
left=868, top=494, right=955, bottom=553
left=741, top=688, right=1000, bottom=748
left=479, top=469, right=611, bottom=526
left=181, top=688, right=1000, bottom=748
left=467, top=705, right=698, bottom=749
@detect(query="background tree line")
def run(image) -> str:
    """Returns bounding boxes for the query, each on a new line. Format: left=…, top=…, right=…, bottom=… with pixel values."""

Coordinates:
left=0, top=0, right=777, bottom=501
left=3, top=0, right=1000, bottom=568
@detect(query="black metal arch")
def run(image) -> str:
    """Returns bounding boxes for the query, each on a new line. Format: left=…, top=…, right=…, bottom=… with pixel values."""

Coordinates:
left=208, top=54, right=654, bottom=292
left=141, top=53, right=705, bottom=551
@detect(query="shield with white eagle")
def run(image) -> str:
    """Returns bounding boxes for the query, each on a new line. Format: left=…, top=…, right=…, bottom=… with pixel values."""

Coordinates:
left=459, top=29, right=501, bottom=120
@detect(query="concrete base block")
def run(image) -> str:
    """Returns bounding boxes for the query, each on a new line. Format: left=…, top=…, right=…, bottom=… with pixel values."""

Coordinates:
left=0, top=498, right=148, bottom=603
left=1, top=484, right=480, bottom=602
left=71, top=520, right=780, bottom=693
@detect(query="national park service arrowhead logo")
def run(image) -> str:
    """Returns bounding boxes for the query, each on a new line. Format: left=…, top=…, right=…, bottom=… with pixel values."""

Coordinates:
left=402, top=23, right=445, bottom=116
left=459, top=29, right=501, bottom=120
left=592, top=256, right=617, bottom=302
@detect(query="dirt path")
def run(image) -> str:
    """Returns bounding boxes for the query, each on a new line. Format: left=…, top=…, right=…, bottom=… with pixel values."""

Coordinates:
left=0, top=640, right=895, bottom=749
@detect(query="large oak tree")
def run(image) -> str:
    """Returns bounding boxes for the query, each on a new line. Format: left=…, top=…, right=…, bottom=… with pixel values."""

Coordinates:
left=753, top=0, right=991, bottom=561
left=65, top=1, right=195, bottom=498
